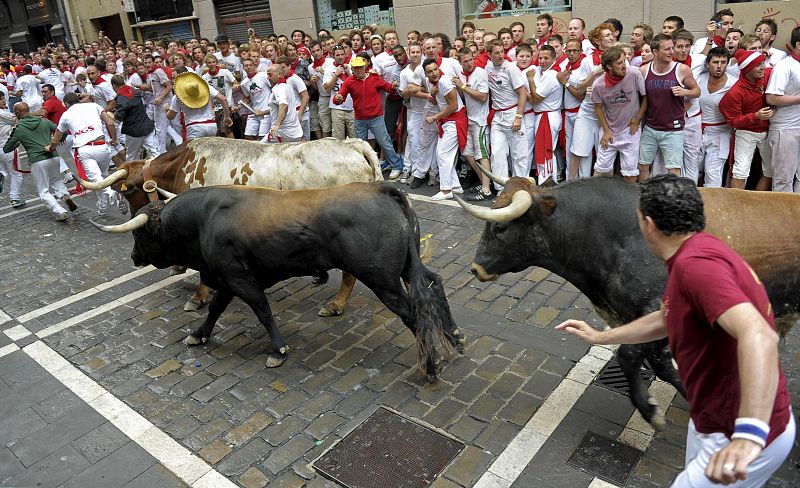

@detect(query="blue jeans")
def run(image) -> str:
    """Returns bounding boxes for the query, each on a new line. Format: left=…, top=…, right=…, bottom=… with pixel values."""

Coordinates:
left=355, top=116, right=403, bottom=170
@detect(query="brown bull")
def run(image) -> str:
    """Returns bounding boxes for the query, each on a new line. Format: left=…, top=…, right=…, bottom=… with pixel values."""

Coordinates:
left=80, top=137, right=384, bottom=316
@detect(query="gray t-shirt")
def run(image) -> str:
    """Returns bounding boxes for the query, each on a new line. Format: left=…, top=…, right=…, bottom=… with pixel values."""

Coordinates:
left=590, top=68, right=646, bottom=135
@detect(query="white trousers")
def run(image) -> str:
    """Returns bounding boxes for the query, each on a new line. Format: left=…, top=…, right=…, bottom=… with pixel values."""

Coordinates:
left=0, top=150, right=24, bottom=200
left=490, top=110, right=529, bottom=189
left=412, top=109, right=439, bottom=179
left=153, top=107, right=170, bottom=153
left=437, top=121, right=461, bottom=191
left=76, top=144, right=115, bottom=205
left=682, top=115, right=703, bottom=183
left=54, top=134, right=74, bottom=173
left=403, top=109, right=424, bottom=172
left=31, top=157, right=68, bottom=214
left=534, top=111, right=562, bottom=184
left=125, top=129, right=162, bottom=161
left=185, top=123, right=217, bottom=141
left=700, top=127, right=731, bottom=188
left=671, top=415, right=795, bottom=488
left=524, top=112, right=536, bottom=169
left=565, top=110, right=591, bottom=179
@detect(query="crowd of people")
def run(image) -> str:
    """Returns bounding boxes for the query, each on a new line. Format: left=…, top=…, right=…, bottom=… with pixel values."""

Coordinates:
left=0, top=9, right=799, bottom=212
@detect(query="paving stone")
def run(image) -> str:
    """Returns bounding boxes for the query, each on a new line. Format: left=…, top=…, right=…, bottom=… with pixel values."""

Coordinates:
left=443, top=445, right=493, bottom=487
left=217, top=437, right=271, bottom=477
left=449, top=414, right=488, bottom=443
left=498, top=391, right=543, bottom=426
left=423, top=398, right=466, bottom=429
left=334, top=387, right=379, bottom=418
left=199, top=439, right=233, bottom=464
left=417, top=379, right=455, bottom=405
left=185, top=417, right=235, bottom=451
left=364, top=362, right=408, bottom=391
left=645, top=438, right=686, bottom=471
left=191, top=374, right=240, bottom=403
left=452, top=374, right=491, bottom=403
left=262, top=434, right=316, bottom=475
left=169, top=371, right=214, bottom=397
left=330, top=366, right=369, bottom=393
left=393, top=347, right=419, bottom=367
left=0, top=446, right=25, bottom=479
left=523, top=369, right=565, bottom=399
left=303, top=348, right=337, bottom=370
left=379, top=380, right=417, bottom=408
left=306, top=412, right=346, bottom=440
left=474, top=355, right=512, bottom=381
left=295, top=391, right=343, bottom=421
left=487, top=372, right=525, bottom=400
left=60, top=441, right=154, bottom=488
left=474, top=418, right=521, bottom=455
left=330, top=346, right=371, bottom=370
left=121, top=463, right=189, bottom=488
left=261, top=415, right=311, bottom=447
left=361, top=343, right=403, bottom=369
left=239, top=466, right=271, bottom=488
left=510, top=349, right=548, bottom=376
left=397, top=398, right=430, bottom=419
left=633, top=457, right=680, bottom=487
left=466, top=392, right=505, bottom=423
left=230, top=373, right=276, bottom=401
left=298, top=367, right=340, bottom=395
left=32, top=388, right=82, bottom=423
left=2, top=444, right=92, bottom=488
left=9, top=406, right=105, bottom=467
left=225, top=411, right=273, bottom=447
left=439, top=355, right=479, bottom=383
left=487, top=296, right=518, bottom=316
left=266, top=390, right=309, bottom=419
left=67, top=421, right=130, bottom=464
left=206, top=355, right=247, bottom=376
left=540, top=355, right=576, bottom=376
left=573, top=385, right=635, bottom=427
left=267, top=471, right=307, bottom=488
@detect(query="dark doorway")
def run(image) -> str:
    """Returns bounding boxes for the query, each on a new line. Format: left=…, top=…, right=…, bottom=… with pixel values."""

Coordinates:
left=93, top=14, right=125, bottom=44
left=29, top=24, right=52, bottom=46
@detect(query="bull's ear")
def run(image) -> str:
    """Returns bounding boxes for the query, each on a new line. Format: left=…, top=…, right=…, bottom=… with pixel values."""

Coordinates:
left=537, top=195, right=556, bottom=218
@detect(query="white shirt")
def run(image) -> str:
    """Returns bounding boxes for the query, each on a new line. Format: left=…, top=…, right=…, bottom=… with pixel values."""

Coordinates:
left=767, top=47, right=787, bottom=67
left=241, top=71, right=272, bottom=111
left=0, top=107, right=15, bottom=147
left=520, top=65, right=536, bottom=115
left=577, top=56, right=602, bottom=120
left=564, top=59, right=587, bottom=110
left=697, top=71, right=737, bottom=125
left=399, top=64, right=426, bottom=113
left=58, top=102, right=106, bottom=147
left=423, top=75, right=463, bottom=113
left=15, top=74, right=42, bottom=107
left=582, top=38, right=595, bottom=56
left=286, top=73, right=308, bottom=120
left=214, top=52, right=243, bottom=78
left=766, top=56, right=800, bottom=130
left=485, top=60, right=527, bottom=110
left=88, top=80, right=116, bottom=109
left=532, top=65, right=563, bottom=112
left=269, top=83, right=303, bottom=139
left=324, top=65, right=353, bottom=111
left=310, top=58, right=334, bottom=97
left=257, top=58, right=272, bottom=72
left=115, top=59, right=124, bottom=74
left=170, top=85, right=219, bottom=125
left=373, top=51, right=398, bottom=84
left=38, top=68, right=65, bottom=97
left=202, top=68, right=235, bottom=108
left=149, top=68, right=171, bottom=102
left=456, top=66, right=489, bottom=125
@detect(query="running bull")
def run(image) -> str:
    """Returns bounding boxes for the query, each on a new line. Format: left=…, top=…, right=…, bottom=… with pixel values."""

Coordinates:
left=80, top=137, right=383, bottom=314
left=96, top=183, right=465, bottom=379
left=456, top=174, right=800, bottom=429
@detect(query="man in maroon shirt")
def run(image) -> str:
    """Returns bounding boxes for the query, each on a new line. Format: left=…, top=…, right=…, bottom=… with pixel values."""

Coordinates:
left=557, top=174, right=794, bottom=487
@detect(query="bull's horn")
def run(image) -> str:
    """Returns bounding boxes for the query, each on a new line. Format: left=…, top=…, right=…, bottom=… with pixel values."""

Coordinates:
left=475, top=164, right=509, bottom=186
left=454, top=190, right=533, bottom=222
left=157, top=188, right=178, bottom=201
left=76, top=168, right=128, bottom=191
left=92, top=214, right=148, bottom=233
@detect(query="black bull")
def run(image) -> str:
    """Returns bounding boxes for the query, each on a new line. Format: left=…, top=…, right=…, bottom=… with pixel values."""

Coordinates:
left=98, top=182, right=465, bottom=380
left=457, top=176, right=800, bottom=429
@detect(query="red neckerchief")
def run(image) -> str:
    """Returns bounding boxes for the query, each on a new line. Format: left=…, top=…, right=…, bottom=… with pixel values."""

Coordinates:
left=207, top=66, right=220, bottom=76
left=312, top=56, right=327, bottom=69
left=290, top=58, right=300, bottom=72
left=605, top=71, right=624, bottom=87
left=275, top=77, right=287, bottom=85
left=673, top=55, right=692, bottom=66
left=435, top=56, right=443, bottom=67
left=515, top=39, right=524, bottom=46
left=554, top=53, right=567, bottom=67
left=354, top=46, right=365, bottom=54
left=91, top=76, right=105, bottom=86
left=117, top=85, right=134, bottom=99
left=385, top=48, right=393, bottom=55
left=791, top=52, right=800, bottom=63
left=537, top=33, right=552, bottom=47
left=461, top=66, right=475, bottom=83
left=297, top=43, right=305, bottom=50
left=567, top=54, right=586, bottom=71
left=634, top=50, right=643, bottom=57
left=345, top=53, right=353, bottom=64
left=546, top=61, right=561, bottom=72
left=286, top=69, right=296, bottom=79
left=592, top=49, right=603, bottom=65
left=712, top=35, right=725, bottom=47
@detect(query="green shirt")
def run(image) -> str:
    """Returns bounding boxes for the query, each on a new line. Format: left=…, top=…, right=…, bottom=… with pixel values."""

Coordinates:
left=2, top=115, right=58, bottom=164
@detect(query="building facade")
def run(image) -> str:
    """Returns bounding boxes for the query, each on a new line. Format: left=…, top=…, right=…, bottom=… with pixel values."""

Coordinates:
left=0, top=0, right=73, bottom=52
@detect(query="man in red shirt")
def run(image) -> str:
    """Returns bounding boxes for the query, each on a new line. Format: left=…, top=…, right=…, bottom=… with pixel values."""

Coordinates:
left=557, top=174, right=794, bottom=487
left=333, top=54, right=403, bottom=180
left=719, top=49, right=774, bottom=190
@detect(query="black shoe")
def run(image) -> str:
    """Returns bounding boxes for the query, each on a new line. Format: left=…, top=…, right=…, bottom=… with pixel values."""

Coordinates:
left=0, top=172, right=4, bottom=194
left=62, top=195, right=78, bottom=212
left=467, top=191, right=492, bottom=201
left=409, top=176, right=425, bottom=189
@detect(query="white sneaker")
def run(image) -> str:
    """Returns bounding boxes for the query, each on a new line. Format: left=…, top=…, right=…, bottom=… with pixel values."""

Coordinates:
left=430, top=191, right=453, bottom=201
left=452, top=187, right=464, bottom=194
left=55, top=212, right=69, bottom=222
left=62, top=172, right=75, bottom=185
left=427, top=172, right=438, bottom=186
left=399, top=169, right=411, bottom=184
left=115, top=194, right=129, bottom=215
left=388, top=169, right=402, bottom=180
left=97, top=199, right=109, bottom=216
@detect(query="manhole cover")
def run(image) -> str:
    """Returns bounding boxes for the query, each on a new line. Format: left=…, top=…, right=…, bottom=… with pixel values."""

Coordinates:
left=592, top=357, right=655, bottom=396
left=313, top=407, right=464, bottom=488
left=566, top=431, right=642, bottom=485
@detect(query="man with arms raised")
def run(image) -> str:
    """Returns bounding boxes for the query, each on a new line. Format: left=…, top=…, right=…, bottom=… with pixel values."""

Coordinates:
left=453, top=47, right=491, bottom=200
left=696, top=47, right=736, bottom=188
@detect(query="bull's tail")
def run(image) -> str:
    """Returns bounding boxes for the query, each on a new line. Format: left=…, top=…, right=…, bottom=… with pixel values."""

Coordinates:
left=385, top=187, right=459, bottom=380
left=350, top=138, right=384, bottom=182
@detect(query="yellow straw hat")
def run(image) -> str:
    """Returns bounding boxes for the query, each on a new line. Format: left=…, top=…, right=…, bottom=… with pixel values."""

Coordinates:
left=173, top=72, right=210, bottom=109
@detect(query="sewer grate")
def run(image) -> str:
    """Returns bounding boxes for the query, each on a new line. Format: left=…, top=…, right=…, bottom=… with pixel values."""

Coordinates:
left=312, top=407, right=464, bottom=488
left=566, top=431, right=643, bottom=485
left=592, top=357, right=655, bottom=396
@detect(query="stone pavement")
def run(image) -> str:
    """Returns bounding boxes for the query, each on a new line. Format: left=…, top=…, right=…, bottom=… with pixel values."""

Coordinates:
left=0, top=173, right=798, bottom=488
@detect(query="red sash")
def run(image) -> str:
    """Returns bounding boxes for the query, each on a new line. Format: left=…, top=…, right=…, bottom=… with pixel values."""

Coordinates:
left=12, top=149, right=30, bottom=174
left=438, top=107, right=468, bottom=151
left=534, top=110, right=556, bottom=184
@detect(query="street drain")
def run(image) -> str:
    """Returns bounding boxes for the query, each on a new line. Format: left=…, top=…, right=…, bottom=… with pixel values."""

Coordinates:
left=566, top=431, right=643, bottom=485
left=312, top=407, right=464, bottom=488
left=592, top=357, right=655, bottom=396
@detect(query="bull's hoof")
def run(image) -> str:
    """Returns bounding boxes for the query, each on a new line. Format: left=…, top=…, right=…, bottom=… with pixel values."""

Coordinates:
left=648, top=398, right=666, bottom=431
left=318, top=305, right=343, bottom=317
left=170, top=266, right=187, bottom=276
left=183, top=299, right=207, bottom=312
left=266, top=352, right=288, bottom=368
left=451, top=328, right=467, bottom=354
left=425, top=357, right=442, bottom=383
left=183, top=335, right=208, bottom=346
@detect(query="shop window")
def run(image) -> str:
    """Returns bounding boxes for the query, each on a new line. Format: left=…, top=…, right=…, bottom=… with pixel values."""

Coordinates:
left=133, top=0, right=194, bottom=23
left=459, top=0, right=570, bottom=19
left=317, top=1, right=396, bottom=32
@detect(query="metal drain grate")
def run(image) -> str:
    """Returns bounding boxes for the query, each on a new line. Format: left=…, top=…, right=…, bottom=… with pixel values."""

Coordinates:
left=592, top=357, right=655, bottom=396
left=566, top=431, right=643, bottom=485
left=313, top=407, right=464, bottom=488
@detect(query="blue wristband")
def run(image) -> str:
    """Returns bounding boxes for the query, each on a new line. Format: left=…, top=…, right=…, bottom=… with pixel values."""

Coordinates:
left=731, top=417, right=769, bottom=448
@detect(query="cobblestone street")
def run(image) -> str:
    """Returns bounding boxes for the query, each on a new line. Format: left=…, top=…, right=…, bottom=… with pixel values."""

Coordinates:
left=1, top=176, right=798, bottom=488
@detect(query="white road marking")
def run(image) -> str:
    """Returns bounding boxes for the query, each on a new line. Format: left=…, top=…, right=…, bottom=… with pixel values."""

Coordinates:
left=588, top=478, right=622, bottom=488
left=23, top=340, right=237, bottom=487
left=4, top=324, right=30, bottom=341
left=16, top=265, right=157, bottom=323
left=406, top=193, right=462, bottom=207
left=617, top=380, right=678, bottom=451
left=0, top=203, right=44, bottom=219
left=36, top=270, right=198, bottom=339
left=0, top=197, right=41, bottom=211
left=474, top=345, right=617, bottom=488
left=0, top=308, right=12, bottom=326
left=0, top=343, right=20, bottom=358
